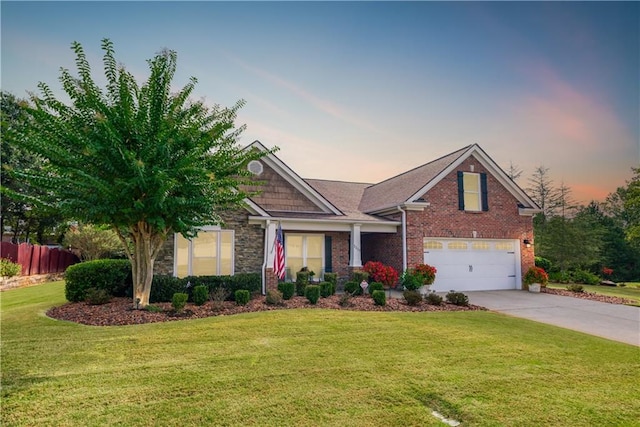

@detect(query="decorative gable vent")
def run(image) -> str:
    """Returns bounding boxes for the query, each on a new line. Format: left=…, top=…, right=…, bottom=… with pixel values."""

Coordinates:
left=247, top=160, right=264, bottom=176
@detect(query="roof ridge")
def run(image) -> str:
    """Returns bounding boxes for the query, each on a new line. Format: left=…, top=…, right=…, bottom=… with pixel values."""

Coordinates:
left=305, top=177, right=374, bottom=186
left=366, top=144, right=473, bottom=190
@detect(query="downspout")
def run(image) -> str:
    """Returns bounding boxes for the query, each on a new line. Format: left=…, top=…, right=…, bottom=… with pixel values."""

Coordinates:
left=396, top=206, right=407, bottom=272
left=261, top=219, right=271, bottom=295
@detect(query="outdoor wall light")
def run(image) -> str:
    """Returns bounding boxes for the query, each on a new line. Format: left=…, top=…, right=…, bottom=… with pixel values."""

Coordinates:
left=523, top=239, right=532, bottom=248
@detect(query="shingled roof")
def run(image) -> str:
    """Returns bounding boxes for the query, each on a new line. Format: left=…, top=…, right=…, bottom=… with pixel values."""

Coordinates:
left=358, top=145, right=471, bottom=213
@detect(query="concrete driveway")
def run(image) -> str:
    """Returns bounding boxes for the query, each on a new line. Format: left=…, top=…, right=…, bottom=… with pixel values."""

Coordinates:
left=466, top=290, right=640, bottom=346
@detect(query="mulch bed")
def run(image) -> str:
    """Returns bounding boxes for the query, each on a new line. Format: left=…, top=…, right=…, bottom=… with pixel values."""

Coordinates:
left=46, top=294, right=485, bottom=327
left=542, top=287, right=636, bottom=305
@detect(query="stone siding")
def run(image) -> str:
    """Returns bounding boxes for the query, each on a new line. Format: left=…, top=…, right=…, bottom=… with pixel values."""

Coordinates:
left=154, top=209, right=264, bottom=277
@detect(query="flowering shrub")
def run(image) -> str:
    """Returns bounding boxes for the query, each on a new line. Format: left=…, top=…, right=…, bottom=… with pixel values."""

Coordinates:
left=602, top=267, right=613, bottom=277
left=400, top=264, right=437, bottom=290
left=363, top=261, right=399, bottom=288
left=523, top=266, right=548, bottom=288
left=413, top=264, right=437, bottom=285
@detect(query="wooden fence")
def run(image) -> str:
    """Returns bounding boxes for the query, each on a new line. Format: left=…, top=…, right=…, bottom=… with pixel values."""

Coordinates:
left=0, top=242, right=79, bottom=276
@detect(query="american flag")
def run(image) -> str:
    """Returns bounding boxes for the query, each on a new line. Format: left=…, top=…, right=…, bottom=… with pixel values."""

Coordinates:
left=274, top=223, right=285, bottom=280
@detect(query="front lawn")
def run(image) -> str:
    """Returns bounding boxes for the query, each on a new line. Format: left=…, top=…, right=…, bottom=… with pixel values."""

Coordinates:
left=2, top=282, right=639, bottom=426
left=548, top=282, right=640, bottom=306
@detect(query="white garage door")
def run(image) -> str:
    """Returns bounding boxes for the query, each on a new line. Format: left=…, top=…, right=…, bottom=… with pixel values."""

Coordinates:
left=423, top=239, right=519, bottom=292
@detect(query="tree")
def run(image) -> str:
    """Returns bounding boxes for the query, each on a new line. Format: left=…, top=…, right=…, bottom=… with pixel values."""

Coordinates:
left=63, top=223, right=125, bottom=261
left=4, top=39, right=270, bottom=307
left=506, top=161, right=523, bottom=182
left=527, top=165, right=561, bottom=220
left=624, top=168, right=640, bottom=250
left=1, top=92, right=66, bottom=244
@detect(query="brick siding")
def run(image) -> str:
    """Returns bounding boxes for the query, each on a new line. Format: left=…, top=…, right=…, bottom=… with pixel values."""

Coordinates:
left=369, top=155, right=535, bottom=276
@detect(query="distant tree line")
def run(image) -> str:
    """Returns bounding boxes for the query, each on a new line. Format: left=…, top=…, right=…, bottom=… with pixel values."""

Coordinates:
left=510, top=163, right=640, bottom=282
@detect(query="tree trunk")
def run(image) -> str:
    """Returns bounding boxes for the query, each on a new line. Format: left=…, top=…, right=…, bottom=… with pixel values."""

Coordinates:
left=123, top=222, right=168, bottom=308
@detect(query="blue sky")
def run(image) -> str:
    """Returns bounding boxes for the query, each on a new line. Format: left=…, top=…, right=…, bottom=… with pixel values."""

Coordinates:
left=2, top=1, right=638, bottom=203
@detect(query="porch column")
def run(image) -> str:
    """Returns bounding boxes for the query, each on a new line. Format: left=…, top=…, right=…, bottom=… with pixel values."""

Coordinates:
left=349, top=223, right=362, bottom=268
left=262, top=221, right=278, bottom=294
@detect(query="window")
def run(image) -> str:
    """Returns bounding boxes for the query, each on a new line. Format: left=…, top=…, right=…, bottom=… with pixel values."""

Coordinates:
left=457, top=171, right=488, bottom=212
left=285, top=234, right=324, bottom=280
left=175, top=230, right=234, bottom=277
left=424, top=240, right=443, bottom=250
left=471, top=242, right=490, bottom=250
left=448, top=241, right=468, bottom=250
left=495, top=241, right=514, bottom=251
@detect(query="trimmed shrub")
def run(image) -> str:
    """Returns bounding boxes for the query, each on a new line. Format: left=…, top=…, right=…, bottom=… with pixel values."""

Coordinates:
left=192, top=285, right=208, bottom=306
left=266, top=290, right=284, bottom=306
left=278, top=282, right=295, bottom=300
left=305, top=285, right=320, bottom=304
left=319, top=281, right=333, bottom=298
left=65, top=259, right=131, bottom=302
left=343, top=281, right=361, bottom=296
left=235, top=289, right=250, bottom=306
left=0, top=258, right=21, bottom=277
left=401, top=273, right=422, bottom=291
left=351, top=270, right=369, bottom=284
left=368, top=282, right=384, bottom=295
left=446, top=291, right=469, bottom=306
left=324, top=273, right=338, bottom=287
left=403, top=290, right=422, bottom=306
left=425, top=292, right=443, bottom=306
left=172, top=293, right=188, bottom=313
left=296, top=271, right=310, bottom=296
left=149, top=273, right=260, bottom=303
left=150, top=275, right=186, bottom=303
left=85, top=287, right=111, bottom=305
left=566, top=284, right=584, bottom=293
left=372, top=289, right=386, bottom=306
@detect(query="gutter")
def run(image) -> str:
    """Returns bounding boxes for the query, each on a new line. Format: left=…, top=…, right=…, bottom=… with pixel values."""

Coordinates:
left=396, top=206, right=407, bottom=272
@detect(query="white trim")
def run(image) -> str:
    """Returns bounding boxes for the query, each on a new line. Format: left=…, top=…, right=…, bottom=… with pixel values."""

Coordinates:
left=242, top=198, right=270, bottom=217
left=173, top=229, right=235, bottom=277
left=248, top=216, right=399, bottom=233
left=247, top=141, right=342, bottom=215
left=422, top=237, right=522, bottom=290
left=406, top=144, right=540, bottom=213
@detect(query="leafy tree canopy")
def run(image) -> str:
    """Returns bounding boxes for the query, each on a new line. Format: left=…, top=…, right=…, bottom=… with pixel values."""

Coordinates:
left=3, top=39, right=272, bottom=306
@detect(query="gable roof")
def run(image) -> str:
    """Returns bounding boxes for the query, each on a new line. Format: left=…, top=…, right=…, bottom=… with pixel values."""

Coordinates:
left=246, top=141, right=342, bottom=216
left=359, top=146, right=471, bottom=213
left=360, top=144, right=539, bottom=214
left=245, top=141, right=540, bottom=222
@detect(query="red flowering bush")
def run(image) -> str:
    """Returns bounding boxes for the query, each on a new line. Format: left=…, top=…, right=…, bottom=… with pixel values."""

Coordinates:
left=413, top=263, right=437, bottom=285
left=602, top=267, right=613, bottom=277
left=363, top=261, right=399, bottom=288
left=523, top=266, right=548, bottom=288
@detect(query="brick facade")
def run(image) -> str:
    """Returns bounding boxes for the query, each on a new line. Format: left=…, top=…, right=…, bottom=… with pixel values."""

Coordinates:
left=364, top=155, right=535, bottom=277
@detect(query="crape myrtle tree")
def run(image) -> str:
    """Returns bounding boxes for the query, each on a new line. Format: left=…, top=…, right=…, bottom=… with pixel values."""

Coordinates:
left=6, top=39, right=270, bottom=307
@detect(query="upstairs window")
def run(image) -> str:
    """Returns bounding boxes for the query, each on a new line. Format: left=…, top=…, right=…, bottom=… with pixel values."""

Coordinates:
left=457, top=171, right=488, bottom=212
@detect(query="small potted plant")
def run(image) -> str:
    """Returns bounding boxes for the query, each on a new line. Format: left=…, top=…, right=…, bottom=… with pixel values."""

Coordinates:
left=523, top=266, right=548, bottom=293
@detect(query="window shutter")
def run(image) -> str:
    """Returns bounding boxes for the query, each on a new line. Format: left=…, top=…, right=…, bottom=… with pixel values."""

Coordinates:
left=457, top=171, right=465, bottom=210
left=324, top=236, right=332, bottom=273
left=481, top=173, right=489, bottom=211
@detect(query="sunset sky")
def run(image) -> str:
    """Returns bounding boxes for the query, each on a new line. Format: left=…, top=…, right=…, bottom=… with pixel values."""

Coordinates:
left=2, top=1, right=638, bottom=204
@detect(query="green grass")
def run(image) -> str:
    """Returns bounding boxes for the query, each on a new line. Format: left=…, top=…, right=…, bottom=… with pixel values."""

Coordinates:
left=2, top=282, right=639, bottom=426
left=548, top=282, right=640, bottom=305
